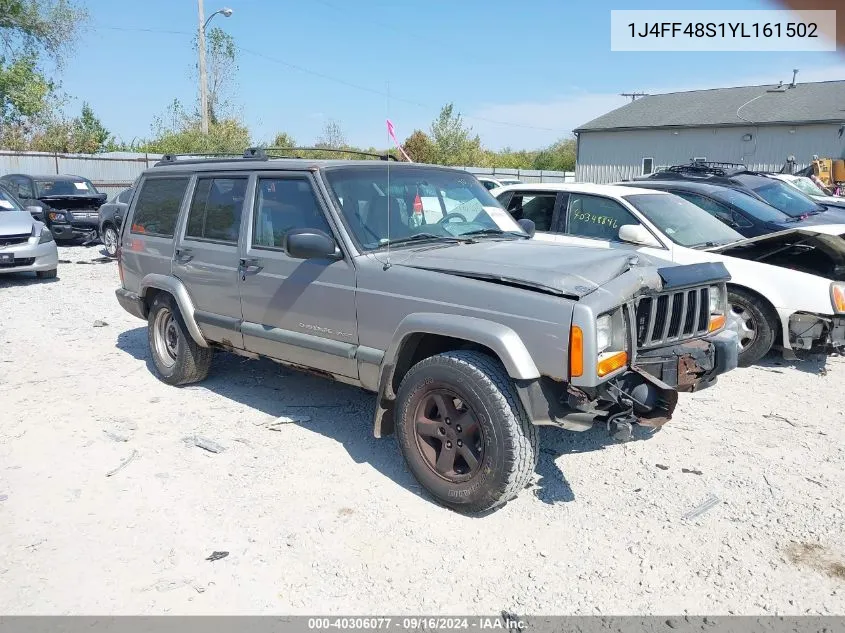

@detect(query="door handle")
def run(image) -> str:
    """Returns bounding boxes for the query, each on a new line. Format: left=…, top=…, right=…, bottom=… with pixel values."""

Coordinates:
left=174, top=247, right=194, bottom=262
left=239, top=257, right=263, bottom=279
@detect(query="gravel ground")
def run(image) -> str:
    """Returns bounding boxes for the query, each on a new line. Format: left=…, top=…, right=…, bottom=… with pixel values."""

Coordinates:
left=1, top=245, right=844, bottom=615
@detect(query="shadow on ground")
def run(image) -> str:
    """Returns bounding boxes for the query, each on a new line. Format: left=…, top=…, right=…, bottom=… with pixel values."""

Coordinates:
left=756, top=348, right=832, bottom=376
left=0, top=271, right=59, bottom=288
left=116, top=326, right=652, bottom=510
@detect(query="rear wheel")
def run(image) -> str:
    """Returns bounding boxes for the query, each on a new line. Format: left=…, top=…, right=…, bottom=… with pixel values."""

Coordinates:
left=102, top=225, right=119, bottom=257
left=147, top=294, right=213, bottom=385
left=728, top=287, right=778, bottom=366
left=395, top=350, right=538, bottom=513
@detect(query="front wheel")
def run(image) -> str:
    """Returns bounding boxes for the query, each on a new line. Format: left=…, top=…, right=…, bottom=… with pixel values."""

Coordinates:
left=147, top=294, right=213, bottom=385
left=728, top=288, right=778, bottom=366
left=102, top=225, right=119, bottom=257
left=395, top=350, right=538, bottom=513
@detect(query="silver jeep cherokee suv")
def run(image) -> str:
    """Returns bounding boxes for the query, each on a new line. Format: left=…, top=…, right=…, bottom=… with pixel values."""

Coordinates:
left=114, top=150, right=738, bottom=512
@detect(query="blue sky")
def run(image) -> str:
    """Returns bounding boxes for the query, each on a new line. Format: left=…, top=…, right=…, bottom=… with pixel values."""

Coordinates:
left=58, top=0, right=844, bottom=150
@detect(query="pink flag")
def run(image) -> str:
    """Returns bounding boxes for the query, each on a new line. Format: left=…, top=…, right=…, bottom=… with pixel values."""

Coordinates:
left=386, top=119, right=414, bottom=162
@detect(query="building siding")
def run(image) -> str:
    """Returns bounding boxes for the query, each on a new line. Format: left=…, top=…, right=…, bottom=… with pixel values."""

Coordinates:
left=575, top=123, right=845, bottom=183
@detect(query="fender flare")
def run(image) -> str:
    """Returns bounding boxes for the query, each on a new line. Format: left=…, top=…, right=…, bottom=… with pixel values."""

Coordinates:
left=139, top=274, right=209, bottom=348
left=372, top=313, right=540, bottom=437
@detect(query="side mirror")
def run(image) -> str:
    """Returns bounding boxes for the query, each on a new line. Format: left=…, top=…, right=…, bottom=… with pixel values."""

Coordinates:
left=517, top=218, right=536, bottom=237
left=26, top=205, right=44, bottom=221
left=618, top=224, right=661, bottom=247
left=284, top=228, right=341, bottom=260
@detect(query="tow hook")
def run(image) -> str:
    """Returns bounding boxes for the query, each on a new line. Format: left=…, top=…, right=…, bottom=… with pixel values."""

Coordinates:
left=606, top=407, right=637, bottom=442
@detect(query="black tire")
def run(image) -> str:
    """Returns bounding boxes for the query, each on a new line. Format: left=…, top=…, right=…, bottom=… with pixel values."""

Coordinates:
left=36, top=268, right=57, bottom=279
left=102, top=224, right=119, bottom=257
left=147, top=294, right=213, bottom=385
left=395, top=350, right=538, bottom=513
left=728, top=287, right=778, bottom=367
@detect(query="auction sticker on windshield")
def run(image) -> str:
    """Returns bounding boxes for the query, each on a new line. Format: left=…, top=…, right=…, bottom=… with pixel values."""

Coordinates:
left=484, top=206, right=522, bottom=232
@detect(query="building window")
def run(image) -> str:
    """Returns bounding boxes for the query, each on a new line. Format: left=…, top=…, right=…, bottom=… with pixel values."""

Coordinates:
left=642, top=157, right=654, bottom=175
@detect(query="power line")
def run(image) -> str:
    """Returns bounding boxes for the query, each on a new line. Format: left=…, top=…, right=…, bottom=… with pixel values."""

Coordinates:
left=91, top=24, right=567, bottom=134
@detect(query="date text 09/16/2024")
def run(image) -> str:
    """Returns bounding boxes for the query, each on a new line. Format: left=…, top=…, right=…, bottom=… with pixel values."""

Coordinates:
left=628, top=22, right=819, bottom=39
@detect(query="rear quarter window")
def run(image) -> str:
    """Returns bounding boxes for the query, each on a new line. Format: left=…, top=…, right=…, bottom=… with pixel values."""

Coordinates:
left=130, top=177, right=190, bottom=237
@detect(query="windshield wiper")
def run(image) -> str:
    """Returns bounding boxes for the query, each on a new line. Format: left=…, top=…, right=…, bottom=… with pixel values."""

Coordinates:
left=460, top=228, right=528, bottom=239
left=377, top=233, right=469, bottom=248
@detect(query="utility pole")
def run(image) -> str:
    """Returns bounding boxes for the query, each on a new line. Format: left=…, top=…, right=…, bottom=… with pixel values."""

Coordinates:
left=198, top=0, right=209, bottom=134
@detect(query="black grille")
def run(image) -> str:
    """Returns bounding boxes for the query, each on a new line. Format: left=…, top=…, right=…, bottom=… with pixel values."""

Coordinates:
left=0, top=257, right=36, bottom=268
left=636, top=287, right=710, bottom=348
left=0, top=233, right=31, bottom=247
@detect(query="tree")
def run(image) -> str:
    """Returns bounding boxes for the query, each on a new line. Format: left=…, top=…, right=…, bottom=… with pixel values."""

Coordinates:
left=429, top=103, right=482, bottom=166
left=532, top=137, right=576, bottom=172
left=0, top=0, right=88, bottom=148
left=193, top=26, right=238, bottom=123
left=316, top=120, right=347, bottom=149
left=271, top=132, right=296, bottom=148
left=402, top=130, right=435, bottom=163
left=139, top=99, right=250, bottom=155
left=25, top=102, right=113, bottom=153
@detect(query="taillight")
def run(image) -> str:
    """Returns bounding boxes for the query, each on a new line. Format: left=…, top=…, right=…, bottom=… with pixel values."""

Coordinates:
left=116, top=244, right=125, bottom=285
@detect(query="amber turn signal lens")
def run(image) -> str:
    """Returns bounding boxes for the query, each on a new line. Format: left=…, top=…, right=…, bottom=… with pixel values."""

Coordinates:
left=569, top=325, right=583, bottom=378
left=597, top=351, right=628, bottom=377
left=708, top=314, right=726, bottom=332
left=833, top=285, right=845, bottom=313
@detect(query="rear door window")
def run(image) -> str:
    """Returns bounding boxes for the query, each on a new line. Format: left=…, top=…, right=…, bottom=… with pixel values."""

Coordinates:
left=185, top=177, right=247, bottom=243
left=130, top=177, right=190, bottom=237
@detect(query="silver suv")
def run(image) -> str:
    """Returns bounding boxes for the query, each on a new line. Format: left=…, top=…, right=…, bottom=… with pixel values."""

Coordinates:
left=114, top=150, right=738, bottom=512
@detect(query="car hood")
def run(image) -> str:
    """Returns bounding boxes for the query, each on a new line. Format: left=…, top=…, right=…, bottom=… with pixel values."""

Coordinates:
left=816, top=196, right=845, bottom=210
left=395, top=239, right=671, bottom=298
left=0, top=211, right=34, bottom=235
left=707, top=225, right=845, bottom=281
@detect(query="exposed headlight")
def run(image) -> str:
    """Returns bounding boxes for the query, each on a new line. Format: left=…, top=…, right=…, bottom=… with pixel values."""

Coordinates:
left=708, top=285, right=726, bottom=332
left=596, top=314, right=613, bottom=353
left=832, top=283, right=845, bottom=314
left=48, top=211, right=66, bottom=222
left=39, top=227, right=54, bottom=244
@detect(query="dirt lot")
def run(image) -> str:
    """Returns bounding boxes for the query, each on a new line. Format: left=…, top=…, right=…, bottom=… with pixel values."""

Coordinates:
left=1, top=245, right=844, bottom=615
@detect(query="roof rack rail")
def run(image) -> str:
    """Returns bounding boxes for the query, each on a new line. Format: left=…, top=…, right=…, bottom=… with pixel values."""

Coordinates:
left=153, top=151, right=268, bottom=167
left=660, top=162, right=747, bottom=178
left=254, top=146, right=399, bottom=161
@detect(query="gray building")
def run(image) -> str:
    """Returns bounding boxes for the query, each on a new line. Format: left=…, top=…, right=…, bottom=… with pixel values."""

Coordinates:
left=574, top=79, right=845, bottom=183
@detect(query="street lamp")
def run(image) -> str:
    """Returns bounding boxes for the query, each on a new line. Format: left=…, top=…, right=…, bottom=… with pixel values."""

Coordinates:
left=198, top=1, right=233, bottom=134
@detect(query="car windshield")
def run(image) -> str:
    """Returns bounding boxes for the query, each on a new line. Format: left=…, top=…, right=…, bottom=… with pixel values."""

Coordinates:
left=788, top=176, right=827, bottom=197
left=35, top=178, right=97, bottom=197
left=323, top=166, right=526, bottom=250
left=0, top=186, right=24, bottom=212
left=738, top=177, right=824, bottom=216
left=710, top=188, right=791, bottom=223
left=624, top=193, right=744, bottom=248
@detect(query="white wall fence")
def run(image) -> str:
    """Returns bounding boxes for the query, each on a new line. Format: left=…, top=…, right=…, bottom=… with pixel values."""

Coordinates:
left=0, top=150, right=575, bottom=198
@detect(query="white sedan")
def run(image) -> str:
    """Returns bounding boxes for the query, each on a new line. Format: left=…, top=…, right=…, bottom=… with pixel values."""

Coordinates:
left=766, top=173, right=845, bottom=211
left=491, top=182, right=845, bottom=366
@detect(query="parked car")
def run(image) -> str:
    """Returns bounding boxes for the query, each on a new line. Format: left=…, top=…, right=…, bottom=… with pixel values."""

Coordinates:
left=766, top=174, right=845, bottom=210
left=477, top=175, right=522, bottom=191
left=0, top=183, right=59, bottom=279
left=99, top=187, right=134, bottom=256
left=114, top=152, right=737, bottom=512
left=636, top=163, right=845, bottom=223
left=0, top=173, right=108, bottom=243
left=619, top=180, right=840, bottom=238
left=492, top=183, right=845, bottom=366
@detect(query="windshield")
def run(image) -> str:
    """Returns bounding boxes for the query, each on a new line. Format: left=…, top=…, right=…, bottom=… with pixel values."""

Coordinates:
left=711, top=188, right=791, bottom=223
left=739, top=178, right=824, bottom=216
left=0, top=186, right=24, bottom=212
left=35, top=178, right=98, bottom=197
left=788, top=176, right=827, bottom=197
left=323, top=166, right=525, bottom=250
left=624, top=193, right=744, bottom=247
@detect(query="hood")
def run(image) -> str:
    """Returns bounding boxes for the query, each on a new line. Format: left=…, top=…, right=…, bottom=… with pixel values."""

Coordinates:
left=708, top=225, right=845, bottom=281
left=394, top=240, right=670, bottom=298
left=817, top=197, right=845, bottom=210
left=0, top=211, right=35, bottom=236
left=38, top=193, right=107, bottom=210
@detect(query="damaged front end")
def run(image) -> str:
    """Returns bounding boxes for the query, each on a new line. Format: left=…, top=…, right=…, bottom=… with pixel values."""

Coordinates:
left=516, top=260, right=739, bottom=440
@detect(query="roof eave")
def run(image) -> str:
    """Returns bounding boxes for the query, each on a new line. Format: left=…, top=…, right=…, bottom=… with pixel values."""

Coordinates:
left=575, top=119, right=845, bottom=133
